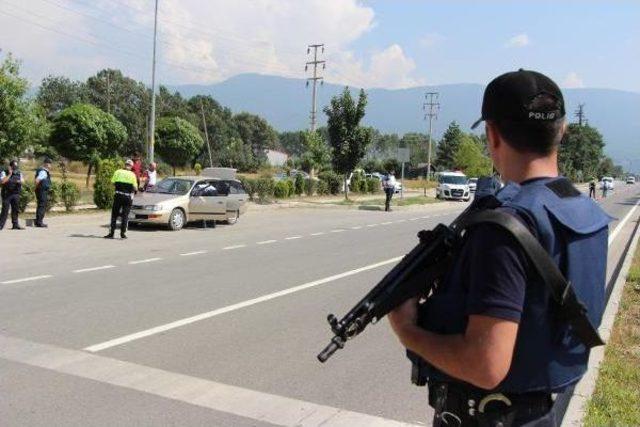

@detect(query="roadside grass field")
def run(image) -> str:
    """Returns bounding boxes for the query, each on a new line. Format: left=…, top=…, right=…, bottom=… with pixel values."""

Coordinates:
left=584, top=246, right=640, bottom=426
left=333, top=195, right=441, bottom=208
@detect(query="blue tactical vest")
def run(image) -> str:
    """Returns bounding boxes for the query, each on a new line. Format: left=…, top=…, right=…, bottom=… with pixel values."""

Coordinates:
left=424, top=177, right=612, bottom=393
left=35, top=168, right=51, bottom=191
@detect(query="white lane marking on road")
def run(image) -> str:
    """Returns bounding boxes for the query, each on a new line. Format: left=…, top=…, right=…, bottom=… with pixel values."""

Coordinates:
left=608, top=197, right=640, bottom=246
left=1, top=335, right=419, bottom=427
left=366, top=224, right=378, bottom=227
left=285, top=236, right=303, bottom=240
left=1, top=275, right=53, bottom=285
left=409, top=217, right=420, bottom=221
left=128, top=258, right=162, bottom=265
left=179, top=250, right=207, bottom=256
left=310, top=232, right=325, bottom=236
left=223, top=244, right=246, bottom=250
left=73, top=265, right=115, bottom=274
left=421, top=215, right=430, bottom=219
left=380, top=221, right=393, bottom=225
left=396, top=219, right=407, bottom=223
left=257, top=240, right=277, bottom=245
left=84, top=256, right=403, bottom=352
left=330, top=229, right=345, bottom=233
left=351, top=226, right=362, bottom=230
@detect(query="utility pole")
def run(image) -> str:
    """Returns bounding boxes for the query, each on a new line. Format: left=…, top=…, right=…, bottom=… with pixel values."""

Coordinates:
left=105, top=72, right=111, bottom=114
left=575, top=103, right=586, bottom=126
left=305, top=44, right=325, bottom=132
left=199, top=100, right=214, bottom=168
left=148, top=0, right=159, bottom=162
left=423, top=92, right=440, bottom=182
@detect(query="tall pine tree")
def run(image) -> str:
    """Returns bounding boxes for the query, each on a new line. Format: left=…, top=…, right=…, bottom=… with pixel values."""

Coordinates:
left=435, top=121, right=466, bottom=170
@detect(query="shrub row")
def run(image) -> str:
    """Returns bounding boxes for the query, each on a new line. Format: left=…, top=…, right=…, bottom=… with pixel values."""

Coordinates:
left=17, top=180, right=81, bottom=213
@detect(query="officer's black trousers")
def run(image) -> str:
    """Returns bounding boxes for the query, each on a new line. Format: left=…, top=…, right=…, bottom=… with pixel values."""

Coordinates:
left=384, top=188, right=394, bottom=212
left=0, top=194, right=20, bottom=229
left=36, top=190, right=48, bottom=225
left=109, top=193, right=132, bottom=236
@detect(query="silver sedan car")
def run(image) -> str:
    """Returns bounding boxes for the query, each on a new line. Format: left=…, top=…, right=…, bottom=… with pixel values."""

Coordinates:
left=128, top=176, right=248, bottom=231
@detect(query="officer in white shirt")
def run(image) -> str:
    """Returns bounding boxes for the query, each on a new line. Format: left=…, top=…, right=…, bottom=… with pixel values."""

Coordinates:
left=383, top=171, right=397, bottom=212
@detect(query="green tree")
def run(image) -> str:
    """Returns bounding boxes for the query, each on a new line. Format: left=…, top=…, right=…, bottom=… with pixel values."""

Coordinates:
left=155, top=117, right=204, bottom=175
left=37, top=75, right=86, bottom=119
left=233, top=112, right=278, bottom=169
left=436, top=121, right=467, bottom=171
left=86, top=69, right=151, bottom=155
left=559, top=123, right=605, bottom=181
left=324, top=88, right=373, bottom=199
left=300, top=130, right=331, bottom=177
left=0, top=53, right=32, bottom=160
left=49, top=103, right=127, bottom=186
left=279, top=131, right=305, bottom=157
left=454, top=139, right=493, bottom=177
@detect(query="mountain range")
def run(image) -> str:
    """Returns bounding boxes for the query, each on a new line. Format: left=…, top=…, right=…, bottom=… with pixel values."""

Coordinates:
left=171, top=73, right=640, bottom=172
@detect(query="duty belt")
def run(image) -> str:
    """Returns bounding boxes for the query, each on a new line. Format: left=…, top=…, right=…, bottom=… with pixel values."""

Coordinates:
left=115, top=191, right=134, bottom=197
left=429, top=382, right=553, bottom=427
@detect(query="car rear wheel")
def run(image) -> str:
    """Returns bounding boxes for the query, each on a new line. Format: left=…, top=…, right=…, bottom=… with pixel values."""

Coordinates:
left=168, top=208, right=185, bottom=231
left=226, top=209, right=239, bottom=225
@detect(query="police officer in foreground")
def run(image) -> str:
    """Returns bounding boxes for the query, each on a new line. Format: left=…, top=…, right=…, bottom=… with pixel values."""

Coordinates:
left=104, top=159, right=137, bottom=239
left=0, top=160, right=25, bottom=230
left=389, top=70, right=611, bottom=426
left=34, top=157, right=53, bottom=228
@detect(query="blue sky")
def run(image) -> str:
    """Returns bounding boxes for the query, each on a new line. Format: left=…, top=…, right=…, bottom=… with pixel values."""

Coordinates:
left=1, top=0, right=638, bottom=92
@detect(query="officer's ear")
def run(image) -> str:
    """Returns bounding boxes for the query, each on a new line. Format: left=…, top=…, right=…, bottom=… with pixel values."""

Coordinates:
left=485, top=121, right=501, bottom=153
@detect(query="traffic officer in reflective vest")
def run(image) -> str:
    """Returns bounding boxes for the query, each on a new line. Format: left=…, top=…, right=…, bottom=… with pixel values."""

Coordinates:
left=389, top=70, right=611, bottom=426
left=104, top=159, right=137, bottom=239
left=34, top=157, right=53, bottom=228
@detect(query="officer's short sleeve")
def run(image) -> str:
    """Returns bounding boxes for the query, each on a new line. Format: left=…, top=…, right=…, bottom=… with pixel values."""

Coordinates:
left=463, top=210, right=530, bottom=323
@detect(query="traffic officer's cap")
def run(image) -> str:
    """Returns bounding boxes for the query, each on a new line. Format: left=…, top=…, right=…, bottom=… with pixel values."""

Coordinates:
left=471, top=69, right=565, bottom=129
left=125, top=159, right=134, bottom=167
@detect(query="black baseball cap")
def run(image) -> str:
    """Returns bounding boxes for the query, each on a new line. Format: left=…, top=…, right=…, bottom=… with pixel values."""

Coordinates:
left=471, top=69, right=565, bottom=129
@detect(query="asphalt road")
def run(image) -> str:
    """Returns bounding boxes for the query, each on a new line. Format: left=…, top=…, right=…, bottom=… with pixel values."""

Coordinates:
left=1, top=184, right=639, bottom=427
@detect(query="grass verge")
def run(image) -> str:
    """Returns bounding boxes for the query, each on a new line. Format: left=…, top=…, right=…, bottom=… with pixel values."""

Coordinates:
left=584, top=246, right=640, bottom=426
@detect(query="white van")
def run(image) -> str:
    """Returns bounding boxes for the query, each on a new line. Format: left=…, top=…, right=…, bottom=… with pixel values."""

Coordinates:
left=436, top=171, right=471, bottom=201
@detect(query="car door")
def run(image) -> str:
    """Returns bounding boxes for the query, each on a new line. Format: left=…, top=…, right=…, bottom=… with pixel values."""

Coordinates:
left=188, top=180, right=226, bottom=221
left=225, top=180, right=247, bottom=215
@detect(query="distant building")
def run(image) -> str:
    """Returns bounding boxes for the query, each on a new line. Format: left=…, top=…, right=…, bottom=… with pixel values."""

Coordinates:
left=265, top=149, right=289, bottom=166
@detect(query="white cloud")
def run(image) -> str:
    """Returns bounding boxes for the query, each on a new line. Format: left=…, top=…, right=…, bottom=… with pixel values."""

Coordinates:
left=562, top=72, right=585, bottom=88
left=0, top=0, right=426, bottom=89
left=324, top=44, right=425, bottom=89
left=505, top=33, right=530, bottom=48
left=419, top=33, right=445, bottom=48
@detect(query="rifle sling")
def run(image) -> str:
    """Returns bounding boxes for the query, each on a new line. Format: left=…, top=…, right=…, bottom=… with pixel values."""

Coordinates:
left=456, top=209, right=604, bottom=348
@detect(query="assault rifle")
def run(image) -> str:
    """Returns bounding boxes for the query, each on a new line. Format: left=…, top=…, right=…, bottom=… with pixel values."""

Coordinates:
left=316, top=208, right=469, bottom=363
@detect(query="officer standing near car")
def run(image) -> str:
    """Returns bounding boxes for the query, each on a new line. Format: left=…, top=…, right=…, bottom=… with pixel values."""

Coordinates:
left=383, top=170, right=397, bottom=212
left=104, top=159, right=137, bottom=239
left=0, top=159, right=25, bottom=230
left=389, top=70, right=610, bottom=426
left=34, top=157, right=53, bottom=228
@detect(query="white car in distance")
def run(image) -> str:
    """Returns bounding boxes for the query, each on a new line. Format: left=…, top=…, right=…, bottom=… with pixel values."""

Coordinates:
left=436, top=171, right=471, bottom=201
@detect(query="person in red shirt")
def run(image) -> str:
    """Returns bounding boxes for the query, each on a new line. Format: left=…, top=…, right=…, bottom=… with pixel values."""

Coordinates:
left=131, top=152, right=143, bottom=186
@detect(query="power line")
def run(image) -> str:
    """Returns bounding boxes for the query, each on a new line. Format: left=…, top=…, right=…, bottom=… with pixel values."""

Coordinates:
left=305, top=44, right=325, bottom=131
left=423, top=92, right=439, bottom=181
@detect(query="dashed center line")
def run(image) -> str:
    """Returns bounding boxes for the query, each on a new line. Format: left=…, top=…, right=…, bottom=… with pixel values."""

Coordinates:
left=128, top=258, right=162, bottom=265
left=409, top=217, right=420, bottom=221
left=366, top=224, right=378, bottom=227
left=285, top=236, right=303, bottom=240
left=180, top=250, right=207, bottom=256
left=351, top=226, right=362, bottom=230
left=310, top=232, right=325, bottom=236
left=331, top=229, right=345, bottom=233
left=257, top=240, right=277, bottom=245
left=1, top=275, right=53, bottom=285
left=73, top=265, right=115, bottom=274
left=380, top=221, right=393, bottom=225
left=223, top=244, right=247, bottom=250
left=396, top=219, right=407, bottom=223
